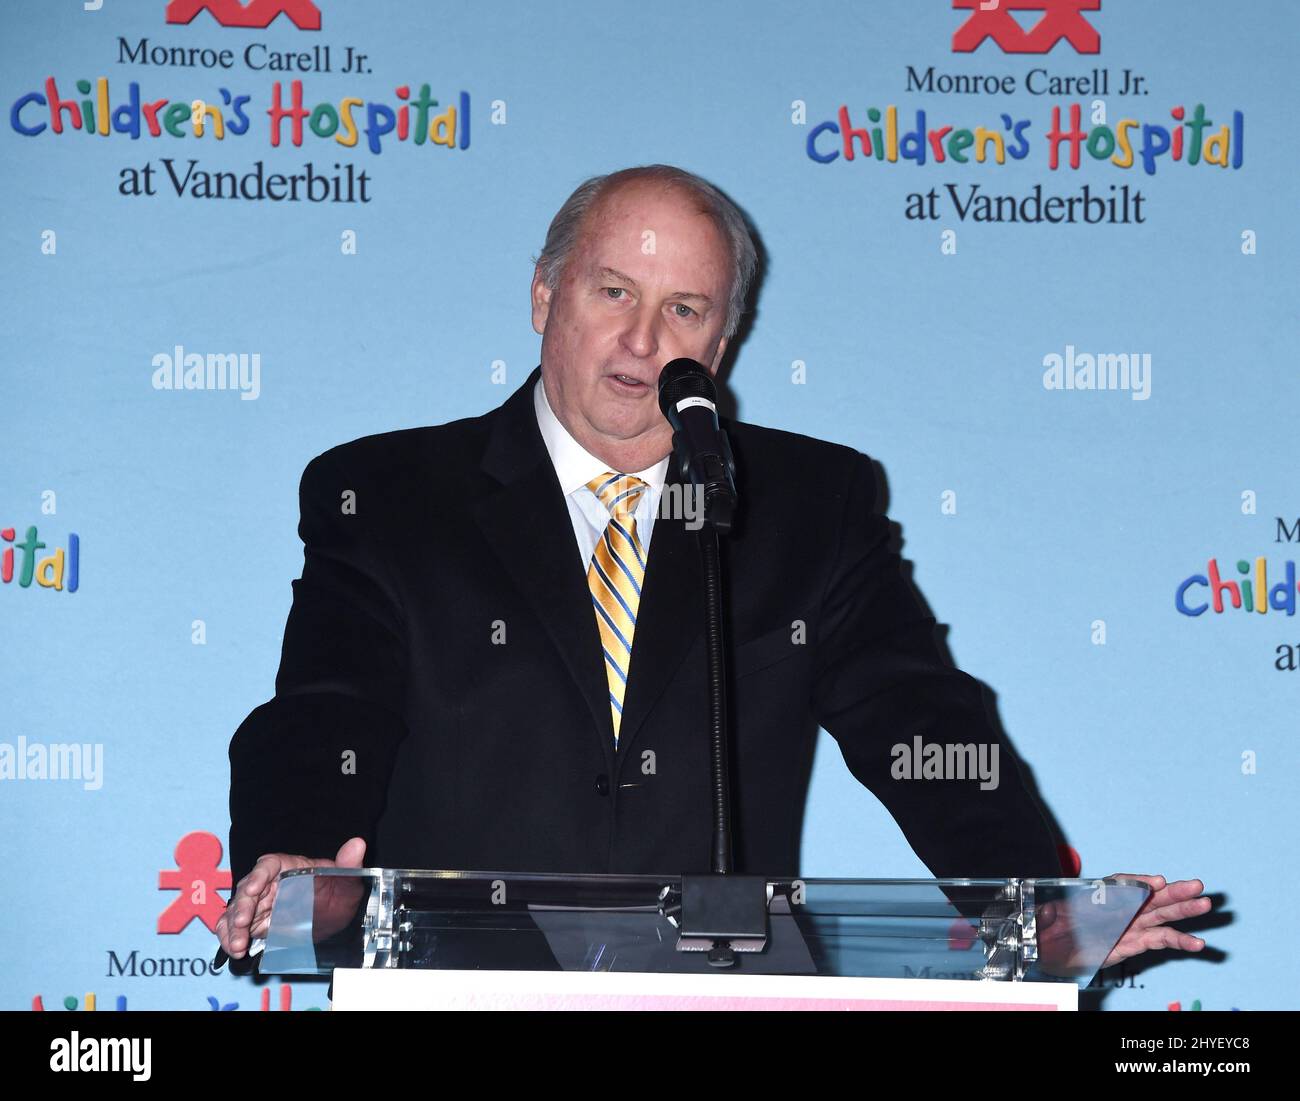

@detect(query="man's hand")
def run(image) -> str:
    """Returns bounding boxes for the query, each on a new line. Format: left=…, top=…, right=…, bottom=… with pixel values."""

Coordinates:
left=1035, top=872, right=1211, bottom=977
left=216, top=836, right=367, bottom=959
left=1097, top=874, right=1210, bottom=968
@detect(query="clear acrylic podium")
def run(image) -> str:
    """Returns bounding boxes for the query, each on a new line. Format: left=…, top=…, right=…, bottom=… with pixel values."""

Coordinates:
left=256, top=869, right=1150, bottom=1008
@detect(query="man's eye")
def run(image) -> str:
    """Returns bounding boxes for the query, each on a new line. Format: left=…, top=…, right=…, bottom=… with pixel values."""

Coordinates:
left=673, top=303, right=696, bottom=318
left=604, top=287, right=626, bottom=300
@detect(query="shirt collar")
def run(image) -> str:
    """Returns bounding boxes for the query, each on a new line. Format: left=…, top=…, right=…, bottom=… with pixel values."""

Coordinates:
left=533, top=373, right=670, bottom=498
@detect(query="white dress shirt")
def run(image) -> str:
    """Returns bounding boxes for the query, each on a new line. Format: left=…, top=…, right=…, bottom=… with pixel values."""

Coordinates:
left=533, top=375, right=670, bottom=571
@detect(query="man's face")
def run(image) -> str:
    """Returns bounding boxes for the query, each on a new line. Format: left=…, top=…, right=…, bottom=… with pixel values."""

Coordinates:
left=531, top=181, right=732, bottom=472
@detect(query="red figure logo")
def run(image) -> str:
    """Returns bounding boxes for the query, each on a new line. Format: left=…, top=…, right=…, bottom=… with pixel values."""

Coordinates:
left=947, top=916, right=977, bottom=951
left=1057, top=843, right=1082, bottom=877
left=952, top=0, right=1100, bottom=54
left=158, top=831, right=232, bottom=934
left=165, top=0, right=322, bottom=30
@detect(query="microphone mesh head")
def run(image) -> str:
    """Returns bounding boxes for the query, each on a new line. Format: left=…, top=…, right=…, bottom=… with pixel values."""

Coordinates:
left=658, top=358, right=715, bottom=416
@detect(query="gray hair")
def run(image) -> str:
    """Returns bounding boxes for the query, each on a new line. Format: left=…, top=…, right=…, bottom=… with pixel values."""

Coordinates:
left=533, top=165, right=758, bottom=340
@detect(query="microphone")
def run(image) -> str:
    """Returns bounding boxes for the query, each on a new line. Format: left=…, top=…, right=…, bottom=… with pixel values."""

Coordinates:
left=657, top=358, right=737, bottom=533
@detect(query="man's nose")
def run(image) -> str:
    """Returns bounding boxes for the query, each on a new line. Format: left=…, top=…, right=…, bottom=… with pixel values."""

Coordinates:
left=619, top=304, right=660, bottom=359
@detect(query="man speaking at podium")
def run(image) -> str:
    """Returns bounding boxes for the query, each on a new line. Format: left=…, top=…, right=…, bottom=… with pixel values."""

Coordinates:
left=216, top=165, right=1209, bottom=969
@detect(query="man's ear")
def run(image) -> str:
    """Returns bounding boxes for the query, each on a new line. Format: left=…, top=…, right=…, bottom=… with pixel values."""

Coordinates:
left=531, top=267, right=553, bottom=335
left=708, top=335, right=729, bottom=374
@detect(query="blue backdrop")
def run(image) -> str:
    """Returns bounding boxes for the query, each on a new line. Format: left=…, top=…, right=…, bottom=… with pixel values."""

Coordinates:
left=1, top=0, right=1294, bottom=1011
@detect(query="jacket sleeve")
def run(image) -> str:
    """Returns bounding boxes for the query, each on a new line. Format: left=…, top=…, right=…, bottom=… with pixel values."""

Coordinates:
left=810, top=451, right=1062, bottom=880
left=228, top=449, right=409, bottom=890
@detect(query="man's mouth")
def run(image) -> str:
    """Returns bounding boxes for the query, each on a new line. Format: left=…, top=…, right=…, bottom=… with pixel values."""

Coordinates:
left=607, top=372, right=651, bottom=392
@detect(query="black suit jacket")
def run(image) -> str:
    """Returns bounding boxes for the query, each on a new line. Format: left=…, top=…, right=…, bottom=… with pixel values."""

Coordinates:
left=229, top=365, right=1061, bottom=888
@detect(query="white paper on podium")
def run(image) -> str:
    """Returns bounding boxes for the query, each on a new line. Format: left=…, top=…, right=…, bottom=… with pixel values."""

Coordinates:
left=330, top=969, right=1079, bottom=1011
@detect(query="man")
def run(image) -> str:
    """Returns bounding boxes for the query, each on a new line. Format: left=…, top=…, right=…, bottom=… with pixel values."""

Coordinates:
left=217, top=165, right=1210, bottom=970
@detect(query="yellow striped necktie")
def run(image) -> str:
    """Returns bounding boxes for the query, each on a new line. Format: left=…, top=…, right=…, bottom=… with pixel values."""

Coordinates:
left=586, top=471, right=649, bottom=746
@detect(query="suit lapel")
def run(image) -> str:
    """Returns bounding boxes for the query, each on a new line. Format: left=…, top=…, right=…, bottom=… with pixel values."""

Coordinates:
left=472, top=365, right=704, bottom=769
left=473, top=367, right=617, bottom=766
left=613, top=458, right=703, bottom=763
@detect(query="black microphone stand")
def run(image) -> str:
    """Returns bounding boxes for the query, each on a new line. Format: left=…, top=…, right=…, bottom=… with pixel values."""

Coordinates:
left=694, top=449, right=736, bottom=876
left=672, top=432, right=768, bottom=966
